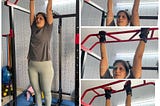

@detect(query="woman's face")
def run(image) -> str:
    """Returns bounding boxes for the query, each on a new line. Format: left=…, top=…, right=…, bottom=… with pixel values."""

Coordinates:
left=113, top=62, right=127, bottom=79
left=116, top=12, right=129, bottom=26
left=35, top=14, right=45, bottom=28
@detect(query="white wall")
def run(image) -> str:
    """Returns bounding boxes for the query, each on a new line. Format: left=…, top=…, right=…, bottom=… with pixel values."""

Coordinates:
left=81, top=0, right=158, bottom=26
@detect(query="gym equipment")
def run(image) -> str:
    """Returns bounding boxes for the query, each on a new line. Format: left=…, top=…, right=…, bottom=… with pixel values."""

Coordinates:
left=2, top=66, right=11, bottom=84
left=81, top=28, right=158, bottom=78
left=3, top=0, right=79, bottom=105
left=81, top=80, right=155, bottom=106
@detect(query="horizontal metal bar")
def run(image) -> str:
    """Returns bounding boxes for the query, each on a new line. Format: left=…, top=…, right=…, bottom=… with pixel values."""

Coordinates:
left=81, top=28, right=158, bottom=46
left=81, top=45, right=101, bottom=61
left=5, top=1, right=76, bottom=18
left=53, top=13, right=76, bottom=18
left=2, top=34, right=9, bottom=37
left=139, top=16, right=158, bottom=20
left=142, top=67, right=158, bottom=70
left=81, top=80, right=155, bottom=105
left=113, top=16, right=158, bottom=20
left=84, top=0, right=107, bottom=14
left=6, top=0, right=18, bottom=5
left=5, top=1, right=30, bottom=14
left=51, top=90, right=71, bottom=96
left=89, top=37, right=158, bottom=50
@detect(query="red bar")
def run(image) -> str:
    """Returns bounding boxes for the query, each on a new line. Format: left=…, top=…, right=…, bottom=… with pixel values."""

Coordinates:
left=107, top=33, right=121, bottom=41
left=81, top=80, right=155, bottom=106
left=129, top=31, right=140, bottom=40
left=75, top=33, right=79, bottom=44
left=9, top=29, right=14, bottom=38
left=81, top=101, right=91, bottom=106
left=151, top=30, right=154, bottom=38
left=5, top=1, right=30, bottom=14
left=6, top=0, right=19, bottom=5
left=81, top=28, right=158, bottom=51
left=81, top=34, right=98, bottom=45
left=81, top=80, right=126, bottom=100
left=89, top=37, right=158, bottom=50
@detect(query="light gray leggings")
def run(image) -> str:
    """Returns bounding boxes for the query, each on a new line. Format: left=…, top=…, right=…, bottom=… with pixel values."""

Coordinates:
left=28, top=60, right=54, bottom=106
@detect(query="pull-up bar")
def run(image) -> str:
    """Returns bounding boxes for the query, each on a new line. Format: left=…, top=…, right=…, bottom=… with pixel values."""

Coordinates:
left=81, top=28, right=158, bottom=50
left=6, top=0, right=18, bottom=5
left=84, top=0, right=107, bottom=14
left=5, top=1, right=30, bottom=14
left=4, top=1, right=76, bottom=18
left=81, top=80, right=155, bottom=106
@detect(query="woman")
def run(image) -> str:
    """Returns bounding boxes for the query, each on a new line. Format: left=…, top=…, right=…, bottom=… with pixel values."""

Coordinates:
left=106, top=0, right=140, bottom=26
left=28, top=0, right=54, bottom=106
left=99, top=28, right=149, bottom=79
left=105, top=80, right=132, bottom=106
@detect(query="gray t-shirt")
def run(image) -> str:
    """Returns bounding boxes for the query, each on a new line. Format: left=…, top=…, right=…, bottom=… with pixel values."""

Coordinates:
left=28, top=21, right=53, bottom=61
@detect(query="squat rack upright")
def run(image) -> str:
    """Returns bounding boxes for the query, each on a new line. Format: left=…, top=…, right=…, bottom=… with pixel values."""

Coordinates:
left=3, top=0, right=79, bottom=105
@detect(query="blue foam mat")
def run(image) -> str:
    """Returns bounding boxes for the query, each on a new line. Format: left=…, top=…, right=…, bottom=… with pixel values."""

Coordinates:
left=5, top=93, right=75, bottom=106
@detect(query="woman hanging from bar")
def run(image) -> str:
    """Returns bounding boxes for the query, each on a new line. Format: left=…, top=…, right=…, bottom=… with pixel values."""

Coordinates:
left=28, top=0, right=54, bottom=106
left=99, top=28, right=149, bottom=79
left=106, top=0, right=140, bottom=26
left=105, top=80, right=132, bottom=106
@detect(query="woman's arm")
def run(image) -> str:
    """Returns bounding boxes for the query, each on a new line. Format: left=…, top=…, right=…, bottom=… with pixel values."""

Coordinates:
left=99, top=31, right=109, bottom=78
left=100, top=43, right=109, bottom=77
left=30, top=0, right=35, bottom=26
left=106, top=0, right=114, bottom=26
left=130, top=0, right=140, bottom=26
left=46, top=0, right=53, bottom=24
left=132, top=28, right=149, bottom=78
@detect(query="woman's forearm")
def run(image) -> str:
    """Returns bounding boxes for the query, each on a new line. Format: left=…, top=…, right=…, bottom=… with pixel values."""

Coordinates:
left=47, top=0, right=52, bottom=13
left=131, top=0, right=140, bottom=26
left=30, top=0, right=35, bottom=25
left=46, top=0, right=53, bottom=24
left=106, top=0, right=114, bottom=26
left=132, top=0, right=140, bottom=13
left=107, top=0, right=113, bottom=12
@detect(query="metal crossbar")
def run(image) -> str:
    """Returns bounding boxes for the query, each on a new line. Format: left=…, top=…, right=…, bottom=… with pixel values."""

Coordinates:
left=81, top=80, right=155, bottom=106
left=81, top=28, right=158, bottom=50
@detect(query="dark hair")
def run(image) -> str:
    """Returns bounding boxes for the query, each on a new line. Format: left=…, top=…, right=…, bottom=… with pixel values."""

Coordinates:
left=35, top=12, right=47, bottom=23
left=113, top=60, right=130, bottom=74
left=117, top=10, right=130, bottom=22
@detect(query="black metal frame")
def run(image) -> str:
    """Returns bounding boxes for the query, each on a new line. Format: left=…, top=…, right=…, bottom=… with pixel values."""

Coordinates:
left=9, top=6, right=17, bottom=106
left=4, top=1, right=79, bottom=105
left=3, top=2, right=18, bottom=105
left=75, top=0, right=79, bottom=105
